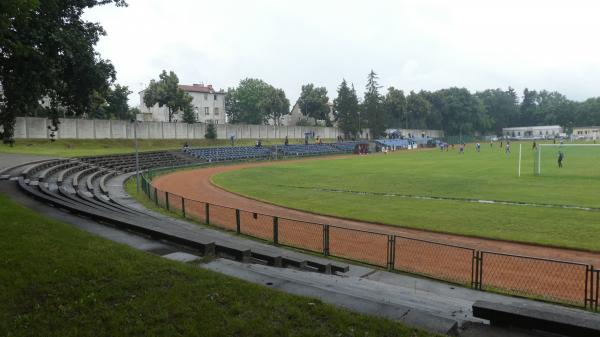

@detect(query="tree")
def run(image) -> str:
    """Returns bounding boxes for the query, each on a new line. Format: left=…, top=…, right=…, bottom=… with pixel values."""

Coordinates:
left=225, top=78, right=287, bottom=125
left=182, top=105, right=196, bottom=124
left=0, top=0, right=127, bottom=143
left=205, top=123, right=217, bottom=139
left=520, top=88, right=538, bottom=126
left=105, top=84, right=132, bottom=120
left=128, top=107, right=141, bottom=121
left=435, top=88, right=490, bottom=135
left=476, top=88, right=519, bottom=135
left=298, top=84, right=330, bottom=126
left=384, top=87, right=406, bottom=128
left=535, top=90, right=574, bottom=127
left=261, top=87, right=289, bottom=126
left=143, top=70, right=193, bottom=123
left=405, top=91, right=432, bottom=129
left=333, top=79, right=360, bottom=138
left=418, top=91, right=444, bottom=130
left=225, top=78, right=271, bottom=124
left=575, top=97, right=600, bottom=127
left=363, top=70, right=386, bottom=138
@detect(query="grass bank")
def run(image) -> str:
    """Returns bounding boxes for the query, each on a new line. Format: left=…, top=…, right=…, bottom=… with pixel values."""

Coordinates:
left=0, top=193, right=438, bottom=337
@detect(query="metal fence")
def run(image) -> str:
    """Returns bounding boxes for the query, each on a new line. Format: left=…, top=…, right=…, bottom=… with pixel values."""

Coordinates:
left=140, top=174, right=600, bottom=310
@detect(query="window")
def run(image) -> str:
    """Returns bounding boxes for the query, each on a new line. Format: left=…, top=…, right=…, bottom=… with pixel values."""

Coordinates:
left=518, top=131, right=521, bottom=136
left=214, top=94, right=218, bottom=100
left=545, top=131, right=548, bottom=135
left=204, top=94, right=208, bottom=100
left=204, top=107, right=209, bottom=115
left=214, top=107, right=219, bottom=115
left=214, top=120, right=219, bottom=125
left=539, top=131, right=542, bottom=135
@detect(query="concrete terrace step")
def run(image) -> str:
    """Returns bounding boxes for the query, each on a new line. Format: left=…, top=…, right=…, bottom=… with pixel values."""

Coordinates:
left=17, top=175, right=347, bottom=277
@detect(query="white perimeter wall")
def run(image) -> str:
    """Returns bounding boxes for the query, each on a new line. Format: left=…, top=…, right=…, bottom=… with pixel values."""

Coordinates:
left=13, top=117, right=444, bottom=140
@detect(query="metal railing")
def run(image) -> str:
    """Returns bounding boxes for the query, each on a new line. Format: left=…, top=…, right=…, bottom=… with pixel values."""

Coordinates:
left=140, top=173, right=599, bottom=310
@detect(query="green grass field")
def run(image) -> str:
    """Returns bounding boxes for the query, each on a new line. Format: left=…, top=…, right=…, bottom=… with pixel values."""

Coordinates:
left=0, top=193, right=437, bottom=337
left=0, top=138, right=311, bottom=157
left=212, top=142, right=600, bottom=251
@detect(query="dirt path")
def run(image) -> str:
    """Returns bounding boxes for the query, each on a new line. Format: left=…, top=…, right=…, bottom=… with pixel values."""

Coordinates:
left=153, top=160, right=600, bottom=267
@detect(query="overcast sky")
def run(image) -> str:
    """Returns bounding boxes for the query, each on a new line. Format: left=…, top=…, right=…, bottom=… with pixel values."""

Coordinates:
left=83, top=0, right=600, bottom=106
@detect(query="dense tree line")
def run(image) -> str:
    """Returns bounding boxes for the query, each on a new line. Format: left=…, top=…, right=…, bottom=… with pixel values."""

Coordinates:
left=332, top=71, right=600, bottom=138
left=0, top=0, right=128, bottom=143
left=224, top=70, right=600, bottom=139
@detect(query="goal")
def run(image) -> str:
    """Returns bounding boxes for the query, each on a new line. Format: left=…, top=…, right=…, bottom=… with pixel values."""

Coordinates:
left=534, top=144, right=600, bottom=176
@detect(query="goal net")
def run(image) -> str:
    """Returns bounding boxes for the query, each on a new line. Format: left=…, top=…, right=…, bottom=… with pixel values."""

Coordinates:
left=534, top=144, right=600, bottom=176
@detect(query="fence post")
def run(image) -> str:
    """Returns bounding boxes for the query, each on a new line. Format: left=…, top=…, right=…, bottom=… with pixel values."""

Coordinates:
left=273, top=216, right=279, bottom=245
left=387, top=235, right=395, bottom=271
left=205, top=203, right=210, bottom=225
left=595, top=269, right=599, bottom=311
left=165, top=192, right=169, bottom=211
left=236, top=209, right=241, bottom=234
left=154, top=188, right=158, bottom=206
left=477, top=252, right=484, bottom=290
left=323, top=225, right=330, bottom=256
left=181, top=196, right=186, bottom=217
left=585, top=265, right=590, bottom=309
left=472, top=251, right=480, bottom=289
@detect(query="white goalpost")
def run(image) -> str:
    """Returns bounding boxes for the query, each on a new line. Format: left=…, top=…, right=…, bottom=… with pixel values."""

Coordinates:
left=534, top=143, right=600, bottom=176
left=518, top=144, right=522, bottom=177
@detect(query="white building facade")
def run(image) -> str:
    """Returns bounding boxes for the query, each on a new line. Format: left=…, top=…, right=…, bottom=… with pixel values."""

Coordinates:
left=138, top=84, right=226, bottom=124
left=572, top=126, right=600, bottom=140
left=502, top=125, right=563, bottom=139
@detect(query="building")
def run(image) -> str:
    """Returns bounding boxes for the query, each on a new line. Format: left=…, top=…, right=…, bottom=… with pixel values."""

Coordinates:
left=280, top=101, right=336, bottom=126
left=502, top=125, right=563, bottom=139
left=572, top=126, right=600, bottom=140
left=138, top=83, right=226, bottom=124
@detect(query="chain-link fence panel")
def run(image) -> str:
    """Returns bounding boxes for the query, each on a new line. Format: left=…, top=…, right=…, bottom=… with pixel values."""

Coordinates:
left=167, top=193, right=183, bottom=215
left=394, top=236, right=474, bottom=285
left=209, top=204, right=237, bottom=231
left=480, top=251, right=589, bottom=307
left=147, top=184, right=156, bottom=202
left=329, top=226, right=388, bottom=267
left=239, top=210, right=273, bottom=241
left=278, top=218, right=323, bottom=253
left=184, top=199, right=206, bottom=223
left=156, top=189, right=167, bottom=208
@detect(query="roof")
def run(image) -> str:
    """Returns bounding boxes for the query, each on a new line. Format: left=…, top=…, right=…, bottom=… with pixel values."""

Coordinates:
left=139, top=83, right=224, bottom=95
left=179, top=84, right=223, bottom=94
left=572, top=126, right=600, bottom=129
left=502, top=125, right=562, bottom=131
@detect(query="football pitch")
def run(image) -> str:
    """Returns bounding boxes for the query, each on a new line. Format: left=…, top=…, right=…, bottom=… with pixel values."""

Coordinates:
left=212, top=142, right=600, bottom=252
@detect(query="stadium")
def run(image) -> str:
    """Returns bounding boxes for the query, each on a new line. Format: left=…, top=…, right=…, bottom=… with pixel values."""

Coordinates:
left=4, top=1, right=600, bottom=336
left=2, top=131, right=600, bottom=336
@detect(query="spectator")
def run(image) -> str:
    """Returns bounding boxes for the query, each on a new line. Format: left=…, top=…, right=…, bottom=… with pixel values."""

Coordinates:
left=284, top=136, right=289, bottom=146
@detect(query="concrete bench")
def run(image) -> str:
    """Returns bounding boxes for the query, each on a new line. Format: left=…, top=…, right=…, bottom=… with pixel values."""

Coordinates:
left=472, top=300, right=600, bottom=337
left=57, top=164, right=88, bottom=186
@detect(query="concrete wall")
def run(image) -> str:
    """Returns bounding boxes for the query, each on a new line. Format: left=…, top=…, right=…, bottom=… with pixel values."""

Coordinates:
left=12, top=117, right=443, bottom=140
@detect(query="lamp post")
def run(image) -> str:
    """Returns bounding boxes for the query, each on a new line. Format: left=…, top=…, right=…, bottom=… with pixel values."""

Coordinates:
left=358, top=110, right=361, bottom=139
left=132, top=118, right=140, bottom=194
